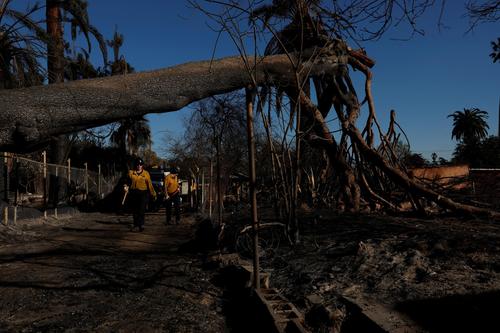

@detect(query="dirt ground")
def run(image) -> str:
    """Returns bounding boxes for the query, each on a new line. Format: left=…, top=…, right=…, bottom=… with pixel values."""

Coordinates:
left=2, top=208, right=500, bottom=333
left=259, top=212, right=500, bottom=332
left=0, top=211, right=227, bottom=333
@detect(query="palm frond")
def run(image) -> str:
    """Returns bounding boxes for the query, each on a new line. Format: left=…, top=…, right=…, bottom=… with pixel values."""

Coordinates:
left=59, top=0, right=91, bottom=52
left=490, top=37, right=500, bottom=63
left=88, top=24, right=108, bottom=66
left=4, top=7, right=49, bottom=42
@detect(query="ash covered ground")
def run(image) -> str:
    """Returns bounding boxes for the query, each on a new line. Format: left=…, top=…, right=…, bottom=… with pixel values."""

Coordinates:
left=0, top=212, right=227, bottom=332
left=259, top=213, right=500, bottom=332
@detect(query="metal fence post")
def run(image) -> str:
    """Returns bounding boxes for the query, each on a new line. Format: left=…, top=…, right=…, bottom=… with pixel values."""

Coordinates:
left=54, top=166, right=58, bottom=219
left=2, top=153, right=7, bottom=225
left=42, top=151, right=47, bottom=220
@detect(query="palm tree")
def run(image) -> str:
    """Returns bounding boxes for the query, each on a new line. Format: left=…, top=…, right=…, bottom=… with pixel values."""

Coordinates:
left=107, top=27, right=146, bottom=164
left=448, top=108, right=489, bottom=144
left=252, top=0, right=326, bottom=55
left=46, top=0, right=108, bottom=164
left=107, top=27, right=134, bottom=75
left=110, top=116, right=152, bottom=157
left=0, top=2, right=46, bottom=89
left=46, top=0, right=107, bottom=84
left=65, top=51, right=100, bottom=80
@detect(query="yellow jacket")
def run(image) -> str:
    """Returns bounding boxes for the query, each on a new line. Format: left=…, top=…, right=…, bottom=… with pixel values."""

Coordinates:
left=164, top=173, right=180, bottom=196
left=128, top=170, right=156, bottom=197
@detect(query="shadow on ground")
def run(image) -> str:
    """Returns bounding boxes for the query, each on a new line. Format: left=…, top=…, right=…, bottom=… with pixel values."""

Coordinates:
left=396, top=290, right=500, bottom=333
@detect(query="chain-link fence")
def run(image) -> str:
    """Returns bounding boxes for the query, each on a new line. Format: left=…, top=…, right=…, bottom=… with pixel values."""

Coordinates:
left=469, top=169, right=500, bottom=210
left=1, top=152, right=119, bottom=224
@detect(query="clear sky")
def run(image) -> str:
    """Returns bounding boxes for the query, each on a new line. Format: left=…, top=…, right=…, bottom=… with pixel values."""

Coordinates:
left=16, top=0, right=499, bottom=160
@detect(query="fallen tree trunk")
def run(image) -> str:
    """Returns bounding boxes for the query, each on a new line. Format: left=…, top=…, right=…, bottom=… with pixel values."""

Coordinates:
left=0, top=47, right=347, bottom=152
left=2, top=36, right=496, bottom=217
left=346, top=123, right=498, bottom=217
left=300, top=89, right=499, bottom=217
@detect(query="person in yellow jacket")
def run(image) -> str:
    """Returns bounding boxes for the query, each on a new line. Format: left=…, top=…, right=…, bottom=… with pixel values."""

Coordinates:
left=125, top=158, right=156, bottom=231
left=164, top=166, right=181, bottom=224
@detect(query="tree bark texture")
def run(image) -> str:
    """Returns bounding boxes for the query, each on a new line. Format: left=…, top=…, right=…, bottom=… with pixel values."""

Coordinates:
left=0, top=49, right=347, bottom=152
left=46, top=0, right=69, bottom=165
left=46, top=0, right=64, bottom=85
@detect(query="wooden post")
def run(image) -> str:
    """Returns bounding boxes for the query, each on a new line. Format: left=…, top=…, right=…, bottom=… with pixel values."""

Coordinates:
left=13, top=156, right=18, bottom=225
left=201, top=170, right=205, bottom=212
left=209, top=159, right=213, bottom=219
left=246, top=86, right=260, bottom=289
left=216, top=137, right=223, bottom=227
left=67, top=158, right=71, bottom=205
left=292, top=93, right=302, bottom=244
left=67, top=158, right=71, bottom=184
left=3, top=153, right=8, bottom=202
left=2, top=206, right=7, bottom=226
left=188, top=177, right=193, bottom=209
left=98, top=164, right=102, bottom=198
left=196, top=173, right=200, bottom=210
left=84, top=162, right=88, bottom=200
left=42, top=151, right=47, bottom=220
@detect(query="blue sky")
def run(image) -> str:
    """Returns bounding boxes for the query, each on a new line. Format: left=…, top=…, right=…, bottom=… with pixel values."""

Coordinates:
left=13, top=0, right=499, bottom=160
left=364, top=4, right=499, bottom=159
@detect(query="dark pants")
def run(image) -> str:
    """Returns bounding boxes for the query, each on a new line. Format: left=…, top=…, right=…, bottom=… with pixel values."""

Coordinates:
left=166, top=193, right=180, bottom=224
left=131, top=189, right=148, bottom=227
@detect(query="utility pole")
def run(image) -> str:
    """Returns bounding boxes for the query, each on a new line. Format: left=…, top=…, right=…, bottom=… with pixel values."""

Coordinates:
left=246, top=86, right=260, bottom=289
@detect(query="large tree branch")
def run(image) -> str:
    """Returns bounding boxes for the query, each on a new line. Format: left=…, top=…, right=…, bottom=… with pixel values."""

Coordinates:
left=300, top=90, right=498, bottom=217
left=347, top=123, right=498, bottom=217
left=0, top=47, right=348, bottom=152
